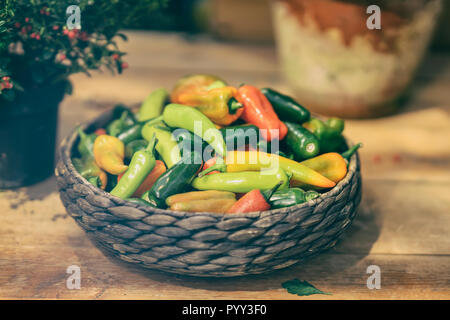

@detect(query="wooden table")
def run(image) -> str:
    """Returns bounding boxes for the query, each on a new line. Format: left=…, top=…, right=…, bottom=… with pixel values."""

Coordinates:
left=1, top=32, right=449, bottom=300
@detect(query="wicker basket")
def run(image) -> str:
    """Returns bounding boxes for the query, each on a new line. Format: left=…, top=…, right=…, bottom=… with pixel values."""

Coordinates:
left=55, top=109, right=362, bottom=277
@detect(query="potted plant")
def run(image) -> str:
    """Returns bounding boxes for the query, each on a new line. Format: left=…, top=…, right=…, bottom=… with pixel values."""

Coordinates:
left=0, top=0, right=165, bottom=188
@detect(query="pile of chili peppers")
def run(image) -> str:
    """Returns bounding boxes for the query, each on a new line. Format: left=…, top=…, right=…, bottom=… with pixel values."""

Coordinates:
left=72, top=74, right=362, bottom=214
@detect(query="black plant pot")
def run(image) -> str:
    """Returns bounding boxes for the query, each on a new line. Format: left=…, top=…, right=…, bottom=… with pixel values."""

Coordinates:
left=0, top=82, right=66, bottom=189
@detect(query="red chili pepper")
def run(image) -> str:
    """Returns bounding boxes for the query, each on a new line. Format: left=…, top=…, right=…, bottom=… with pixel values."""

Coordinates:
left=226, top=182, right=282, bottom=214
left=94, top=128, right=107, bottom=136
left=236, top=85, right=288, bottom=141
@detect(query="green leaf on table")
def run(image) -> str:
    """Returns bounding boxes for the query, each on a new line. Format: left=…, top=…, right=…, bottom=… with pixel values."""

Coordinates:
left=282, top=279, right=331, bottom=296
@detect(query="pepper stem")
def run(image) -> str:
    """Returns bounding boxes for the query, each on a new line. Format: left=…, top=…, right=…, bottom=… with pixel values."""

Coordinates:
left=198, top=163, right=227, bottom=177
left=228, top=98, right=243, bottom=114
left=261, top=181, right=283, bottom=201
left=341, top=143, right=362, bottom=160
left=77, top=126, right=87, bottom=140
left=144, top=115, right=164, bottom=127
left=145, top=133, right=158, bottom=152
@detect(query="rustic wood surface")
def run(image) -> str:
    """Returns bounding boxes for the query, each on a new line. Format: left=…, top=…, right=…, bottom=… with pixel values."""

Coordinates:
left=0, top=31, right=449, bottom=299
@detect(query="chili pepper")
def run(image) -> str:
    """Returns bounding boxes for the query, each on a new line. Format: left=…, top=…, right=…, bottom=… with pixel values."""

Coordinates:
left=166, top=190, right=235, bottom=207
left=220, top=124, right=261, bottom=151
left=93, top=134, right=128, bottom=175
left=72, top=157, right=108, bottom=190
left=94, top=128, right=107, bottom=136
left=126, top=198, right=153, bottom=206
left=300, top=153, right=348, bottom=183
left=142, top=152, right=202, bottom=208
left=137, top=88, right=169, bottom=122
left=77, top=127, right=96, bottom=158
left=170, top=198, right=237, bottom=213
left=192, top=167, right=290, bottom=194
left=206, top=80, right=227, bottom=90
left=147, top=104, right=227, bottom=158
left=117, top=123, right=143, bottom=144
left=105, top=173, right=118, bottom=192
left=125, top=139, right=148, bottom=160
left=341, top=143, right=362, bottom=161
left=269, top=188, right=319, bottom=209
left=199, top=151, right=336, bottom=189
left=236, top=85, right=288, bottom=141
left=284, top=122, right=320, bottom=161
left=261, top=88, right=310, bottom=124
left=111, top=104, right=137, bottom=126
left=172, top=128, right=206, bottom=164
left=171, top=74, right=226, bottom=102
left=303, top=117, right=345, bottom=153
left=227, top=182, right=282, bottom=214
left=174, top=86, right=244, bottom=126
left=87, top=176, right=101, bottom=188
left=118, top=160, right=166, bottom=198
left=110, top=135, right=157, bottom=199
left=141, top=122, right=181, bottom=168
left=107, top=111, right=131, bottom=137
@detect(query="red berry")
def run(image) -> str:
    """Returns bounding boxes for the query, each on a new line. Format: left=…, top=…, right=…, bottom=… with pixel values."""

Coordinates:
left=35, top=34, right=41, bottom=40
left=14, top=22, right=21, bottom=28
left=25, top=17, right=30, bottom=22
left=121, top=62, right=129, bottom=69
left=63, top=29, right=69, bottom=35
left=112, top=54, right=119, bottom=60
left=30, top=33, right=36, bottom=39
left=68, top=31, right=76, bottom=39
left=6, top=82, right=13, bottom=89
left=53, top=25, right=59, bottom=30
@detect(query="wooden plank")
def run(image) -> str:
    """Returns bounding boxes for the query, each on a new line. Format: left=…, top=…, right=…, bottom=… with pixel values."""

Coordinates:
left=0, top=179, right=448, bottom=299
left=0, top=246, right=448, bottom=299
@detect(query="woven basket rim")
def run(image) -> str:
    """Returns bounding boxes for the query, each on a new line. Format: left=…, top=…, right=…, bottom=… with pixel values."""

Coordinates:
left=59, top=109, right=359, bottom=219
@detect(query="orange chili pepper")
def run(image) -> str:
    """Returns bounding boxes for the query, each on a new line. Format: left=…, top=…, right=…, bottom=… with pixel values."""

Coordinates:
left=93, top=135, right=128, bottom=175
left=236, top=85, right=288, bottom=141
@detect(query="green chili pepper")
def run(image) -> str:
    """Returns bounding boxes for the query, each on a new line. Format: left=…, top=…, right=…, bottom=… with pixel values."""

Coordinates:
left=269, top=188, right=319, bottom=209
left=110, top=135, right=158, bottom=199
left=284, top=122, right=320, bottom=161
left=141, top=122, right=181, bottom=168
left=107, top=111, right=131, bottom=137
left=341, top=143, right=362, bottom=161
left=117, top=123, right=143, bottom=144
left=147, top=104, right=226, bottom=157
left=87, top=176, right=101, bottom=188
left=72, top=156, right=108, bottom=189
left=261, top=88, right=310, bottom=124
left=219, top=124, right=261, bottom=151
left=137, top=88, right=169, bottom=122
left=105, top=173, right=118, bottom=192
left=126, top=198, right=154, bottom=206
left=192, top=167, right=290, bottom=194
left=304, top=117, right=345, bottom=153
left=172, top=128, right=205, bottom=164
left=125, top=139, right=148, bottom=160
left=142, top=152, right=202, bottom=208
left=77, top=127, right=96, bottom=158
left=111, top=105, right=137, bottom=126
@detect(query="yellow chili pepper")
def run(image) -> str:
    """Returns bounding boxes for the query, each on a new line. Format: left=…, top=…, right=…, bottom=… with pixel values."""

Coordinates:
left=200, top=151, right=336, bottom=189
left=93, top=134, right=128, bottom=175
left=300, top=153, right=348, bottom=183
